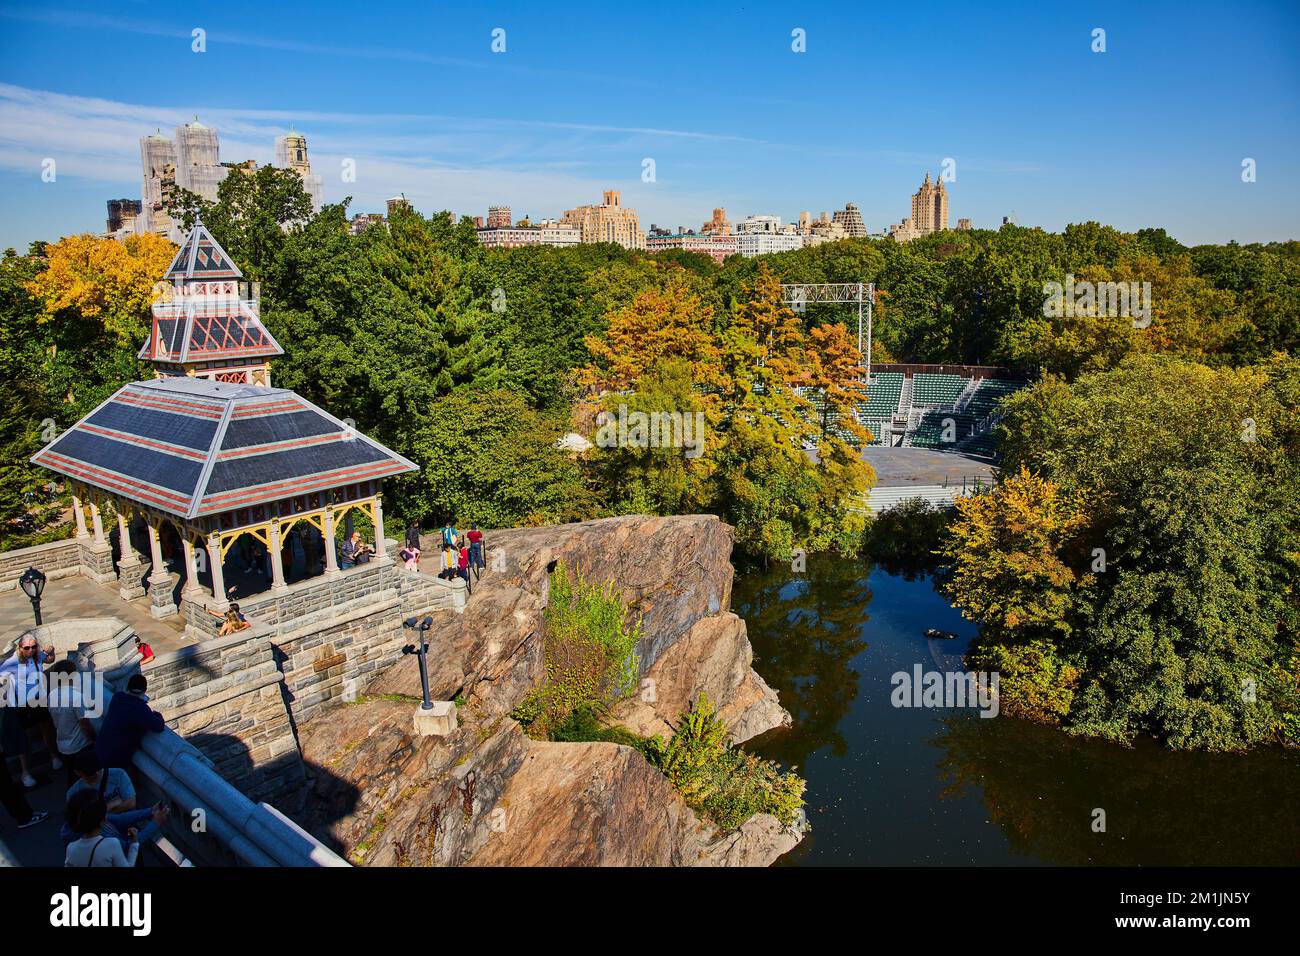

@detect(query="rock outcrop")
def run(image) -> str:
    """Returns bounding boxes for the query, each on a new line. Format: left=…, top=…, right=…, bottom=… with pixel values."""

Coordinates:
left=297, top=514, right=798, bottom=867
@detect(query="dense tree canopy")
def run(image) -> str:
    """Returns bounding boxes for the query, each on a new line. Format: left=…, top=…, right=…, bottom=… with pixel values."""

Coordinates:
left=3, top=184, right=1298, bottom=748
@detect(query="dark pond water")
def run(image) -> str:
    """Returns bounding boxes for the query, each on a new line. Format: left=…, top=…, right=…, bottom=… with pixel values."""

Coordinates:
left=734, top=554, right=1300, bottom=866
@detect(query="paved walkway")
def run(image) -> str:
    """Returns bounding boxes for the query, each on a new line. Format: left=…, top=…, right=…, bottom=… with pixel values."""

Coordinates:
left=0, top=574, right=192, bottom=656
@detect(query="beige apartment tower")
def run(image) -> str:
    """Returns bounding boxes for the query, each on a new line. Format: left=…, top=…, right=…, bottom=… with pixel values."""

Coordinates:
left=562, top=189, right=645, bottom=249
left=911, top=172, right=949, bottom=234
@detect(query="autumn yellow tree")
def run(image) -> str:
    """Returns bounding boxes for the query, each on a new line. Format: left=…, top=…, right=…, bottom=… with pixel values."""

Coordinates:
left=26, top=233, right=175, bottom=347
left=941, top=465, right=1093, bottom=640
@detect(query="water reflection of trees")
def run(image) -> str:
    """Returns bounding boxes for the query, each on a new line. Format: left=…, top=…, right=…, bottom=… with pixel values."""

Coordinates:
left=935, top=714, right=1300, bottom=866
left=734, top=554, right=872, bottom=769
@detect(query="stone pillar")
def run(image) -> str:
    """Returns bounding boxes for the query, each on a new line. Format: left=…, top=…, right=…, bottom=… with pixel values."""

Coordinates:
left=372, top=495, right=387, bottom=559
left=322, top=509, right=340, bottom=576
left=116, top=508, right=146, bottom=601
left=146, top=519, right=178, bottom=619
left=269, top=523, right=287, bottom=591
left=206, top=534, right=229, bottom=612
left=72, top=494, right=89, bottom=539
left=79, top=498, right=116, bottom=584
left=182, top=536, right=203, bottom=597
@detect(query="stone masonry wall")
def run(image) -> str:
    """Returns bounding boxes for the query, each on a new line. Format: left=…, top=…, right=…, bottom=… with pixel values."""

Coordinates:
left=0, top=537, right=82, bottom=590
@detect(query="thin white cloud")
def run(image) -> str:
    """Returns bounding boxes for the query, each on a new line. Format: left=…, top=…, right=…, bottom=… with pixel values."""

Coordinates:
left=0, top=83, right=730, bottom=227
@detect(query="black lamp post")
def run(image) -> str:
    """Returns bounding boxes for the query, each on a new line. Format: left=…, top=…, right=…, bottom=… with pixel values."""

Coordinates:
left=18, top=567, right=46, bottom=626
left=402, top=615, right=435, bottom=710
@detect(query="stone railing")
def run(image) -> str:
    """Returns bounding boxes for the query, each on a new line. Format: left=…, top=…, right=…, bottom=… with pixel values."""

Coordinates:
left=93, top=684, right=347, bottom=867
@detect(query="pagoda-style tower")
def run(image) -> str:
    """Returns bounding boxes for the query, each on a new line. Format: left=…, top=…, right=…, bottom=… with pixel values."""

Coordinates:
left=33, top=222, right=417, bottom=630
left=140, top=221, right=282, bottom=386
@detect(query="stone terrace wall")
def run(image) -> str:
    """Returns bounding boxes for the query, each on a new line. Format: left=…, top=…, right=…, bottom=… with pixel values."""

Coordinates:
left=146, top=629, right=305, bottom=809
left=0, top=537, right=82, bottom=590
left=149, top=563, right=465, bottom=808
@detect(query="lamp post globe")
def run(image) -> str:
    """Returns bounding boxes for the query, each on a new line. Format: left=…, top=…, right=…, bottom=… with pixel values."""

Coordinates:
left=19, top=567, right=46, bottom=626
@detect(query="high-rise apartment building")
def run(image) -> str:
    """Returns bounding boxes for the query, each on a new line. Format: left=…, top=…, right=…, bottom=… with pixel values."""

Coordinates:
left=486, top=205, right=512, bottom=229
left=135, top=122, right=325, bottom=240
left=562, top=190, right=645, bottom=249
left=890, top=172, right=951, bottom=242
left=275, top=130, right=323, bottom=213
left=476, top=223, right=582, bottom=249
left=174, top=119, right=229, bottom=202
left=910, top=172, right=949, bottom=233
left=387, top=195, right=413, bottom=217
left=645, top=232, right=738, bottom=264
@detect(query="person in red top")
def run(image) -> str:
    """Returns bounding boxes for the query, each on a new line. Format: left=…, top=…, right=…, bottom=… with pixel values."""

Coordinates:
left=466, top=524, right=485, bottom=580
left=133, top=637, right=154, bottom=665
left=456, top=544, right=472, bottom=596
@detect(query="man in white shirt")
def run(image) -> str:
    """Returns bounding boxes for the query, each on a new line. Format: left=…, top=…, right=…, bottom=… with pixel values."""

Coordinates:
left=46, top=660, right=97, bottom=785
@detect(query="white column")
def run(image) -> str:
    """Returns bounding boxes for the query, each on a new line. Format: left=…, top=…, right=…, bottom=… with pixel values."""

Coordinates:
left=89, top=501, right=106, bottom=545
left=72, top=494, right=89, bottom=539
left=116, top=510, right=141, bottom=566
left=207, top=535, right=229, bottom=611
left=269, top=523, right=287, bottom=590
left=182, top=536, right=202, bottom=595
left=372, top=495, right=387, bottom=559
left=116, top=507, right=145, bottom=600
left=147, top=520, right=166, bottom=574
left=322, top=509, right=340, bottom=576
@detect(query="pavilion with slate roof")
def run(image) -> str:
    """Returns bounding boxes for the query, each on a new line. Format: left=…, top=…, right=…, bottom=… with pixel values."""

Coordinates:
left=32, top=222, right=416, bottom=624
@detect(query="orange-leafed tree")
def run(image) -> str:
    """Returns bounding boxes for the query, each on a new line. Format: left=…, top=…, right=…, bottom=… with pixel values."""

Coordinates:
left=579, top=274, right=719, bottom=395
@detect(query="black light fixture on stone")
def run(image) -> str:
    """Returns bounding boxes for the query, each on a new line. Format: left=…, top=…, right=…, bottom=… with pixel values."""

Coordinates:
left=402, top=615, right=436, bottom=710
left=19, top=567, right=47, bottom=625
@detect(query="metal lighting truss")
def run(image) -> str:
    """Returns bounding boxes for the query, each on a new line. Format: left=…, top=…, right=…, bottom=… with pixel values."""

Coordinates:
left=780, top=282, right=875, bottom=381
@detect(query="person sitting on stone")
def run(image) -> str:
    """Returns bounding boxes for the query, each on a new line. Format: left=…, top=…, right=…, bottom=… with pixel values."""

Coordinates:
left=340, top=531, right=374, bottom=569
left=64, top=791, right=139, bottom=868
left=133, top=636, right=154, bottom=665
left=61, top=751, right=169, bottom=849
left=437, top=542, right=457, bottom=580
left=218, top=608, right=251, bottom=636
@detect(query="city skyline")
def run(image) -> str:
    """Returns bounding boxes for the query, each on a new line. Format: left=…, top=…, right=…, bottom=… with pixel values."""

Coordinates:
left=1, top=1, right=1298, bottom=250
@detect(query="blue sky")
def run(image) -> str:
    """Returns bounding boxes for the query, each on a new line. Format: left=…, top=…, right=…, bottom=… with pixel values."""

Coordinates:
left=0, top=0, right=1297, bottom=250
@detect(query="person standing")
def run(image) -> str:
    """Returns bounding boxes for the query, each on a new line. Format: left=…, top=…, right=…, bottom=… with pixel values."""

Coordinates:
left=0, top=744, right=48, bottom=830
left=94, top=675, right=165, bottom=771
left=46, top=660, right=97, bottom=787
left=456, top=543, right=473, bottom=596
left=0, top=633, right=60, bottom=787
left=466, top=524, right=485, bottom=580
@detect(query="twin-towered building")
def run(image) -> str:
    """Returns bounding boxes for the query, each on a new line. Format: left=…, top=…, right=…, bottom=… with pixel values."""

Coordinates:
left=889, top=172, right=951, bottom=242
left=116, top=120, right=324, bottom=242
